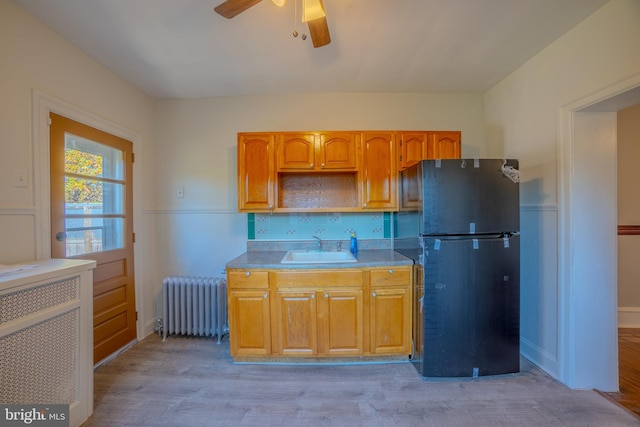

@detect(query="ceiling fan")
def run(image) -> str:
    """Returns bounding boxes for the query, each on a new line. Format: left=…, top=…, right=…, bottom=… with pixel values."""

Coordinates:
left=214, top=0, right=331, bottom=48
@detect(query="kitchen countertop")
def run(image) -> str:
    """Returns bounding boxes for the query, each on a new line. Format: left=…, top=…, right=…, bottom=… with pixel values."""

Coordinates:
left=226, top=249, right=414, bottom=270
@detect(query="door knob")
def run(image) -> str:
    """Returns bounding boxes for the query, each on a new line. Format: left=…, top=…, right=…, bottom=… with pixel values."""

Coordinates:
left=55, top=232, right=67, bottom=242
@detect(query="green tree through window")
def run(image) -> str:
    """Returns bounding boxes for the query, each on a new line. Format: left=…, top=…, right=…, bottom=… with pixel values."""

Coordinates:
left=65, top=148, right=103, bottom=203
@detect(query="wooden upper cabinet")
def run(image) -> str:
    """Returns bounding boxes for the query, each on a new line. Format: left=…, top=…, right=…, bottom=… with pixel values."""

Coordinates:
left=398, top=131, right=429, bottom=170
left=318, top=132, right=358, bottom=170
left=398, top=131, right=462, bottom=171
left=400, top=165, right=421, bottom=211
left=277, top=132, right=357, bottom=171
left=236, top=130, right=459, bottom=213
left=238, top=133, right=275, bottom=212
left=427, top=131, right=461, bottom=160
left=361, top=132, right=397, bottom=210
left=277, top=133, right=316, bottom=170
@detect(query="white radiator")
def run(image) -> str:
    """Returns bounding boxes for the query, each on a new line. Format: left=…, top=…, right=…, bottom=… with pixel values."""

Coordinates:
left=162, top=276, right=228, bottom=343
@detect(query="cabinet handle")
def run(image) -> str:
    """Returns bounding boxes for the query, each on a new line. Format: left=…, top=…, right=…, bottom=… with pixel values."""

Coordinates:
left=311, top=294, right=315, bottom=299
left=310, top=163, right=314, bottom=168
left=245, top=271, right=251, bottom=277
left=388, top=269, right=394, bottom=274
left=363, top=203, right=367, bottom=208
left=324, top=293, right=328, bottom=298
left=372, top=292, right=377, bottom=297
left=264, top=293, right=268, bottom=299
left=321, top=163, right=325, bottom=168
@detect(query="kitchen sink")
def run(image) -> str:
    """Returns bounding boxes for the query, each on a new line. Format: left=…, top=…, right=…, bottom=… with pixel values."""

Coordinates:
left=280, top=250, right=357, bottom=264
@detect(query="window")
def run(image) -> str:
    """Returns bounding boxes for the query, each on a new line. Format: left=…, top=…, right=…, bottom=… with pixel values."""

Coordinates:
left=63, top=134, right=125, bottom=256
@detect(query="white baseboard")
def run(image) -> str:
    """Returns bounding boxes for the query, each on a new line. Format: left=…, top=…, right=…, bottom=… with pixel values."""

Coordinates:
left=520, top=337, right=558, bottom=379
left=142, top=318, right=159, bottom=338
left=618, top=307, right=640, bottom=328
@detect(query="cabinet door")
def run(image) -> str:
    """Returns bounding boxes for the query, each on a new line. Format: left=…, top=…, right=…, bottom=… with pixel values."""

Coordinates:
left=398, top=131, right=428, bottom=171
left=318, top=132, right=357, bottom=170
left=277, top=133, right=316, bottom=170
left=427, top=131, right=461, bottom=159
left=273, top=290, right=318, bottom=355
left=228, top=290, right=271, bottom=356
left=238, top=133, right=275, bottom=211
left=320, top=289, right=364, bottom=355
left=361, top=132, right=397, bottom=210
left=399, top=164, right=421, bottom=211
left=369, top=267, right=412, bottom=355
left=370, top=286, right=411, bottom=354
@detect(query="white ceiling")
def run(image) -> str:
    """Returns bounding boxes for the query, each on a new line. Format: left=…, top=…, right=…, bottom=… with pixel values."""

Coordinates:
left=12, top=0, right=610, bottom=99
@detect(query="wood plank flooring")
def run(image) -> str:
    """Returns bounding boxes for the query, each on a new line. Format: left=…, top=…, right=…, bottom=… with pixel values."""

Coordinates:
left=605, top=328, right=640, bottom=417
left=82, top=333, right=640, bottom=426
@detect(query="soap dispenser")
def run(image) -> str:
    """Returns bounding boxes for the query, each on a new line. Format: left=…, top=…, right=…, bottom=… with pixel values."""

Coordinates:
left=350, top=232, right=358, bottom=256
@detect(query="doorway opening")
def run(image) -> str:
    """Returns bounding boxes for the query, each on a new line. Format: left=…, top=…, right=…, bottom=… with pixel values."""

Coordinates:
left=559, top=80, right=640, bottom=391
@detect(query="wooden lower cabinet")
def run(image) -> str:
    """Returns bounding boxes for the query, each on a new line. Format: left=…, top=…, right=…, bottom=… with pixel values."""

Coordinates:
left=369, top=267, right=412, bottom=355
left=370, top=287, right=411, bottom=354
left=273, top=290, right=318, bottom=355
left=227, top=266, right=411, bottom=359
left=273, top=288, right=364, bottom=356
left=227, top=270, right=271, bottom=356
left=229, top=290, right=271, bottom=356
left=321, top=289, right=364, bottom=355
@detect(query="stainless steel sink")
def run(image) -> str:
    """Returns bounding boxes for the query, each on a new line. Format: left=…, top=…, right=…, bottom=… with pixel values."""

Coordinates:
left=280, top=250, right=357, bottom=264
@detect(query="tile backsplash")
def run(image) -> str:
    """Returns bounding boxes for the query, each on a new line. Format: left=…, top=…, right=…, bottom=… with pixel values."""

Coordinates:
left=248, top=212, right=391, bottom=240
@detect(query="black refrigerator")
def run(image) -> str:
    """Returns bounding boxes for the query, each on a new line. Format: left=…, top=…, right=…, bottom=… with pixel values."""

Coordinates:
left=395, top=159, right=520, bottom=378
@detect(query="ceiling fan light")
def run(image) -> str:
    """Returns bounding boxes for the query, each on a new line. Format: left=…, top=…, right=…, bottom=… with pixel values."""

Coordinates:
left=302, top=0, right=325, bottom=22
left=272, top=0, right=286, bottom=6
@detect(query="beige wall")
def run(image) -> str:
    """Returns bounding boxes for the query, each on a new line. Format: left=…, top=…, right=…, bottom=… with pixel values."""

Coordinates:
left=151, top=93, right=486, bottom=281
left=618, top=103, right=640, bottom=310
left=484, top=0, right=640, bottom=389
left=0, top=0, right=156, bottom=335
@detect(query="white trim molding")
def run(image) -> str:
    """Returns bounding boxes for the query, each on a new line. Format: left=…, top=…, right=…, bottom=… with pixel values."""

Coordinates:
left=30, top=89, right=146, bottom=342
left=520, top=337, right=558, bottom=379
left=31, top=89, right=141, bottom=259
left=0, top=207, right=37, bottom=215
left=520, top=204, right=559, bottom=212
left=144, top=208, right=237, bottom=215
left=557, top=72, right=640, bottom=390
left=618, top=307, right=640, bottom=328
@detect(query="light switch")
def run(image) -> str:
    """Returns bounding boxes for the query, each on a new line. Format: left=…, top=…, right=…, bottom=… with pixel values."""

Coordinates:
left=13, top=168, right=28, bottom=187
left=176, top=186, right=184, bottom=198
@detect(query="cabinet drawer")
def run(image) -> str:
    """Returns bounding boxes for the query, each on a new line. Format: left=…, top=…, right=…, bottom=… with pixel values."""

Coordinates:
left=275, top=270, right=363, bottom=287
left=370, top=267, right=410, bottom=287
left=227, top=270, right=269, bottom=289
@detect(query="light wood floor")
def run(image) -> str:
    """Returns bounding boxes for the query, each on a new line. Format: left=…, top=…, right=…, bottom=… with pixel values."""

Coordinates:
left=82, top=333, right=640, bottom=426
left=604, top=328, right=640, bottom=417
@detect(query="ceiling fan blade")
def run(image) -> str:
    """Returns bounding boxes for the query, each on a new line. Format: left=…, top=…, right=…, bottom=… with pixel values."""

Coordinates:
left=307, top=16, right=331, bottom=48
left=214, top=0, right=263, bottom=19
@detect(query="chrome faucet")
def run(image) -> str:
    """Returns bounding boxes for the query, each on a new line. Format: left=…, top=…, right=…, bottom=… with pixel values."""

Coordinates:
left=312, top=235, right=323, bottom=251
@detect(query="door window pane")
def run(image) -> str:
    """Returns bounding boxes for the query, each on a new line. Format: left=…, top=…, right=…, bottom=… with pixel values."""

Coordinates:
left=65, top=138, right=124, bottom=180
left=64, top=178, right=124, bottom=215
left=64, top=134, right=126, bottom=256
left=64, top=218, right=124, bottom=256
